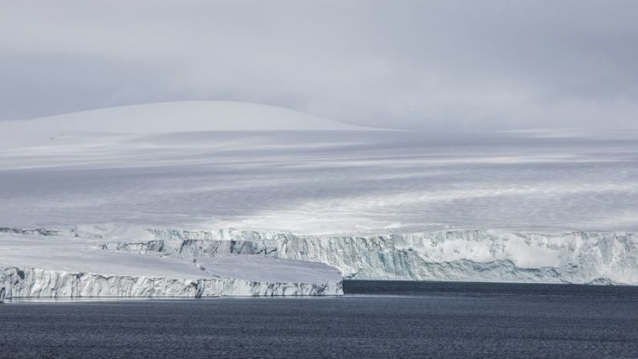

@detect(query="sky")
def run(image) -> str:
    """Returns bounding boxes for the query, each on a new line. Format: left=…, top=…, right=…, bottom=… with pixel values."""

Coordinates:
left=1, top=0, right=637, bottom=131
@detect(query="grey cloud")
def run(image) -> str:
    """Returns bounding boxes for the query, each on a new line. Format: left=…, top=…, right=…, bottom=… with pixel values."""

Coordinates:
left=0, top=0, right=637, bottom=130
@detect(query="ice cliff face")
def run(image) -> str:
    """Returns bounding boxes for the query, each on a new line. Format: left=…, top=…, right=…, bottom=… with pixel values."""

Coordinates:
left=103, top=228, right=638, bottom=285
left=0, top=267, right=340, bottom=300
left=3, top=226, right=637, bottom=301
left=0, top=230, right=343, bottom=300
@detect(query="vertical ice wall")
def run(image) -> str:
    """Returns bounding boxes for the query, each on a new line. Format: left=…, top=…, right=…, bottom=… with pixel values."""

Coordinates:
left=103, top=228, right=638, bottom=285
left=0, top=230, right=343, bottom=299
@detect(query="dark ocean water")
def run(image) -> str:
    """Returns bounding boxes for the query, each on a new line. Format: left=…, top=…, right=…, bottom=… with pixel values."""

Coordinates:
left=2, top=281, right=638, bottom=358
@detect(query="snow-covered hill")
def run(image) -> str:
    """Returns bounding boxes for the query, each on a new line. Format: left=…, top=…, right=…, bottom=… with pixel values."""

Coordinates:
left=0, top=101, right=368, bottom=148
left=7, top=100, right=367, bottom=131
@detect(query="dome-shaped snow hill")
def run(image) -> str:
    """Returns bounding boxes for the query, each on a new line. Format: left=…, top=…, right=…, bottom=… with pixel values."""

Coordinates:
left=0, top=101, right=367, bottom=147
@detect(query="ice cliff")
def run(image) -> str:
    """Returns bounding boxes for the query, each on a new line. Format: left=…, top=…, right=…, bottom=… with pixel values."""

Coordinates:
left=103, top=228, right=638, bottom=285
left=3, top=226, right=637, bottom=301
left=0, top=267, right=340, bottom=300
left=0, top=230, right=342, bottom=300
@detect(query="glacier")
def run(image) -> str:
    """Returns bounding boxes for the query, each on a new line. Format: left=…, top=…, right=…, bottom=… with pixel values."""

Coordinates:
left=1, top=102, right=638, bottom=298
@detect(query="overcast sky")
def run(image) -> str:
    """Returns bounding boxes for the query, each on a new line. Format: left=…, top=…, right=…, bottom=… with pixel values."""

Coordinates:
left=1, top=0, right=637, bottom=130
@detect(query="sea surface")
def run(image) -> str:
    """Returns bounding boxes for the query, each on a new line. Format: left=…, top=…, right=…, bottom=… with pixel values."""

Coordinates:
left=2, top=281, right=638, bottom=358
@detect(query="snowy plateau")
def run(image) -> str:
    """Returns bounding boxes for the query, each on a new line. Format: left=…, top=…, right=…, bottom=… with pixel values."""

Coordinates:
left=1, top=101, right=638, bottom=299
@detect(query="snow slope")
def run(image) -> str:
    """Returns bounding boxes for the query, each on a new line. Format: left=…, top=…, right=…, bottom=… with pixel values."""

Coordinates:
left=1, top=126, right=636, bottom=234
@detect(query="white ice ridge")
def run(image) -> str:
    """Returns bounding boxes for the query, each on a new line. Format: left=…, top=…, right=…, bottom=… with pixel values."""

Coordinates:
left=0, top=230, right=343, bottom=300
left=100, top=228, right=638, bottom=285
